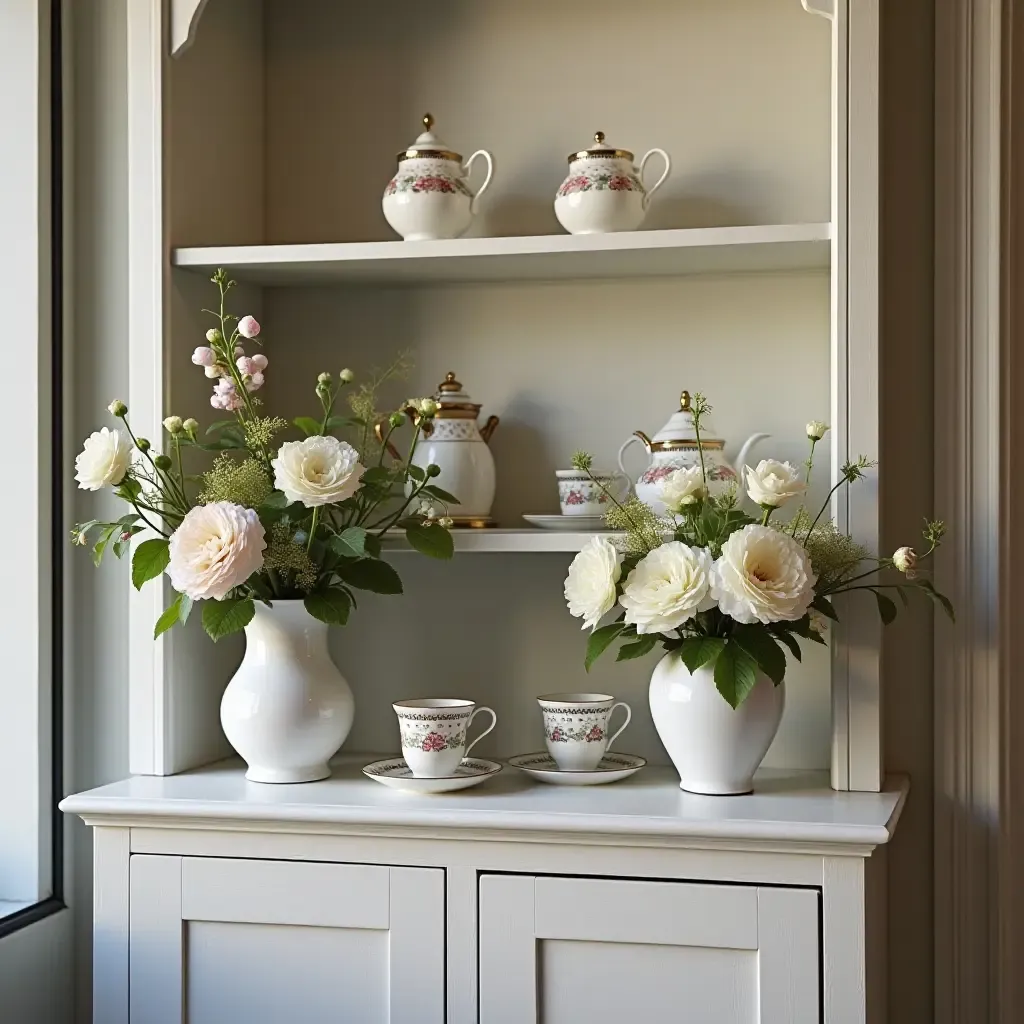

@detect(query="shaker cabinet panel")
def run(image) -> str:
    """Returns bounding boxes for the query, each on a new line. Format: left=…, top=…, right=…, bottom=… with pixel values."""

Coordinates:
left=128, top=855, right=444, bottom=1024
left=478, top=874, right=820, bottom=1024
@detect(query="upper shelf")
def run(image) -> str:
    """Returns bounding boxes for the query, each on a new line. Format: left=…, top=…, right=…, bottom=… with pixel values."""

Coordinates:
left=172, top=224, right=831, bottom=287
left=381, top=528, right=620, bottom=554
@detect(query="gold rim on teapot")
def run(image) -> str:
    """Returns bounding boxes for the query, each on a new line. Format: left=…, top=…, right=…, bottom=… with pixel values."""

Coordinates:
left=568, top=131, right=635, bottom=164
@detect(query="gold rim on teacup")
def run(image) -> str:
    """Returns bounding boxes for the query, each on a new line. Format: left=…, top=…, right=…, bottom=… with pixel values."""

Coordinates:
left=538, top=692, right=615, bottom=706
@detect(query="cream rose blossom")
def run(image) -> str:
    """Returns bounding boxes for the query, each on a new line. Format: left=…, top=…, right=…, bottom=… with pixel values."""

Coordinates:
left=74, top=427, right=131, bottom=491
left=660, top=465, right=707, bottom=513
left=744, top=459, right=807, bottom=508
left=564, top=537, right=623, bottom=631
left=619, top=542, right=715, bottom=635
left=167, top=502, right=267, bottom=601
left=710, top=524, right=816, bottom=624
left=272, top=436, right=366, bottom=507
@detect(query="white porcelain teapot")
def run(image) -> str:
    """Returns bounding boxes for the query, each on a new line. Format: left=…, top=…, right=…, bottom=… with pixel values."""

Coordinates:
left=382, top=114, right=495, bottom=241
left=410, top=372, right=500, bottom=525
left=618, top=391, right=769, bottom=514
left=554, top=131, right=671, bottom=235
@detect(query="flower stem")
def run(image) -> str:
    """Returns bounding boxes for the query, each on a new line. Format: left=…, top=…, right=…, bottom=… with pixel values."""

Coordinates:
left=306, top=507, right=320, bottom=554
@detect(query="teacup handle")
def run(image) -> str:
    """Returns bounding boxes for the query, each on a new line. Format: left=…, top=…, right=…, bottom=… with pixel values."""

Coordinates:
left=606, top=702, right=631, bottom=752
left=464, top=706, right=497, bottom=757
left=638, top=148, right=671, bottom=210
left=463, top=150, right=495, bottom=214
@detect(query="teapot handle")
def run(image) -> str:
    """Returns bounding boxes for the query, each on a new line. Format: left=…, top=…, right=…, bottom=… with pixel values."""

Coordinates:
left=617, top=435, right=651, bottom=481
left=638, top=148, right=671, bottom=211
left=463, top=150, right=495, bottom=214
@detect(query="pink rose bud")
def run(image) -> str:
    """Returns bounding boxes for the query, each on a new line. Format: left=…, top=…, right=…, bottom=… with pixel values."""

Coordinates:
left=251, top=353, right=268, bottom=371
left=245, top=372, right=265, bottom=392
left=192, top=346, right=216, bottom=367
left=237, top=315, right=260, bottom=339
left=234, top=345, right=246, bottom=358
left=236, top=356, right=253, bottom=374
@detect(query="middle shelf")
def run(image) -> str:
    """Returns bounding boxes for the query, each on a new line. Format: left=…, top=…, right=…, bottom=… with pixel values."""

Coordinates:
left=381, top=528, right=621, bottom=554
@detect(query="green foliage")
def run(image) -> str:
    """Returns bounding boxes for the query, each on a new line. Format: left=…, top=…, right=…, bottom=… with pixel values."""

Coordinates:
left=714, top=643, right=759, bottom=709
left=263, top=520, right=318, bottom=592
left=330, top=528, right=369, bottom=559
left=202, top=597, right=255, bottom=641
left=585, top=622, right=626, bottom=672
left=304, top=589, right=352, bottom=625
left=293, top=416, right=322, bottom=438
left=405, top=522, right=454, bottom=560
left=336, top=557, right=403, bottom=594
left=131, top=538, right=170, bottom=590
left=730, top=624, right=786, bottom=685
left=679, top=636, right=726, bottom=673
left=603, top=497, right=667, bottom=555
left=153, top=592, right=192, bottom=638
left=615, top=635, right=660, bottom=661
left=243, top=416, right=289, bottom=449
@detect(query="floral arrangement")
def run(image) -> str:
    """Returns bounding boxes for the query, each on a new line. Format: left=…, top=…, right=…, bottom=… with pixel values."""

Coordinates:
left=564, top=395, right=952, bottom=707
left=71, top=269, right=457, bottom=642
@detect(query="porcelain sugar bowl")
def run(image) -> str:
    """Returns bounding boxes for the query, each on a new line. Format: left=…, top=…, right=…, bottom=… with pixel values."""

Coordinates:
left=618, top=391, right=769, bottom=514
left=554, top=131, right=671, bottom=235
left=410, top=373, right=500, bottom=525
left=382, top=114, right=495, bottom=242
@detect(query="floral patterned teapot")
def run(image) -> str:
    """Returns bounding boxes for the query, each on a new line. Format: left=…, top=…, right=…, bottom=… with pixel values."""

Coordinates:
left=382, top=114, right=495, bottom=241
left=554, top=131, right=671, bottom=235
left=618, top=391, right=769, bottom=514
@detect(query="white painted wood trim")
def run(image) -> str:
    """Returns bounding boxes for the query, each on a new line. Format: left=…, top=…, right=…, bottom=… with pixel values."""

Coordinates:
left=388, top=867, right=446, bottom=1023
left=128, top=855, right=183, bottom=1024
left=126, top=0, right=170, bottom=776
left=822, top=856, right=867, bottom=1024
left=93, top=828, right=130, bottom=1024
left=757, top=887, right=821, bottom=1021
left=802, top=0, right=836, bottom=19
left=830, top=0, right=883, bottom=793
left=478, top=874, right=537, bottom=1024
left=446, top=866, right=479, bottom=1024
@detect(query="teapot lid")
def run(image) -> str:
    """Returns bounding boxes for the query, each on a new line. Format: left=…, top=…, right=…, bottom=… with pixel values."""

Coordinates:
left=433, top=371, right=481, bottom=419
left=397, top=113, right=462, bottom=163
left=650, top=391, right=725, bottom=449
left=568, top=130, right=634, bottom=164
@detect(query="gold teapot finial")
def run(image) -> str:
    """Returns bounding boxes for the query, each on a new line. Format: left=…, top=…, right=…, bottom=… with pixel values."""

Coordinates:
left=679, top=390, right=692, bottom=411
left=422, top=113, right=435, bottom=132
left=594, top=131, right=606, bottom=145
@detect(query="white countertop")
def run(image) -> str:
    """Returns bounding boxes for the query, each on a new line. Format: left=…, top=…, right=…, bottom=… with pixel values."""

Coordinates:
left=61, top=756, right=908, bottom=852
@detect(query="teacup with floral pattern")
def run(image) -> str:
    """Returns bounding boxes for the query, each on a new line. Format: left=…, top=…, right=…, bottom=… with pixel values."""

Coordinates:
left=538, top=692, right=631, bottom=771
left=393, top=698, right=497, bottom=778
left=556, top=469, right=630, bottom=517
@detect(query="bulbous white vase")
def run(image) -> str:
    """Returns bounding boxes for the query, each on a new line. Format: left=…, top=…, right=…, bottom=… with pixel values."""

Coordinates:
left=220, top=600, right=354, bottom=784
left=649, top=650, right=784, bottom=795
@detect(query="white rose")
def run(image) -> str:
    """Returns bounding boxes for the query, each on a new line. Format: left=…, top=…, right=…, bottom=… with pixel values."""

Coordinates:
left=564, top=536, right=623, bottom=631
left=745, top=459, right=807, bottom=508
left=167, top=502, right=267, bottom=601
left=806, top=420, right=829, bottom=441
left=892, top=546, right=917, bottom=574
left=619, top=542, right=715, bottom=635
left=660, top=465, right=707, bottom=513
left=272, top=436, right=366, bottom=507
left=74, top=427, right=131, bottom=491
left=711, top=524, right=816, bottom=624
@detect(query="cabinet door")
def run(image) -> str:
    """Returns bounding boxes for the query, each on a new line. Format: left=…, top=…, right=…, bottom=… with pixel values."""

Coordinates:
left=129, top=856, right=444, bottom=1024
left=479, top=875, right=819, bottom=1024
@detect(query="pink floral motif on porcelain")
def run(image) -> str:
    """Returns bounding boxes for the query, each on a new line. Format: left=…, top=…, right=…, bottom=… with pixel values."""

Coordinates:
left=556, top=171, right=644, bottom=198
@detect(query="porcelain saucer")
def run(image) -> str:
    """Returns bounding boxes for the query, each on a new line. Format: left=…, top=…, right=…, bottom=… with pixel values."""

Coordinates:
left=362, top=757, right=502, bottom=794
left=522, top=514, right=609, bottom=531
left=507, top=752, right=646, bottom=786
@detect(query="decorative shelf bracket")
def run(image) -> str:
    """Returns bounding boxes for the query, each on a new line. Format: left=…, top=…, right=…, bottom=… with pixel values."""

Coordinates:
left=800, top=0, right=835, bottom=19
left=170, top=0, right=211, bottom=56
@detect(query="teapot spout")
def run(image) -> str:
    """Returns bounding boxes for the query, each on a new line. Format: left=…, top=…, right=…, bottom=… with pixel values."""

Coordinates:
left=480, top=415, right=499, bottom=445
left=733, top=432, right=771, bottom=478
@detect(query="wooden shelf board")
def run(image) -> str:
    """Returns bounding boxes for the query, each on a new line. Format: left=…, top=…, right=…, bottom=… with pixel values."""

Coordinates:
left=381, top=528, right=619, bottom=554
left=172, top=224, right=831, bottom=286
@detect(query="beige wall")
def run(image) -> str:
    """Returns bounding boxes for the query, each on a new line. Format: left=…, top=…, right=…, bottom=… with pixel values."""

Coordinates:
left=66, top=1, right=938, bottom=1020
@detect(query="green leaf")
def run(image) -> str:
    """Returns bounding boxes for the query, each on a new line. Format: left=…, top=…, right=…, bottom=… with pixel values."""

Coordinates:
left=405, top=522, right=455, bottom=560
left=206, top=419, right=239, bottom=435
left=112, top=525, right=145, bottom=559
left=918, top=579, right=956, bottom=621
left=731, top=623, right=787, bottom=685
left=615, top=635, right=660, bottom=662
left=872, top=589, right=898, bottom=625
left=131, top=538, right=171, bottom=591
left=363, top=533, right=382, bottom=558
left=679, top=636, right=726, bottom=673
left=337, top=558, right=403, bottom=595
left=293, top=416, right=323, bottom=437
left=360, top=467, right=394, bottom=487
left=304, top=589, right=352, bottom=626
left=406, top=463, right=427, bottom=483
left=789, top=614, right=828, bottom=645
left=811, top=594, right=840, bottom=621
left=770, top=628, right=803, bottom=663
left=153, top=594, right=183, bottom=639
left=422, top=484, right=459, bottom=504
left=330, top=527, right=369, bottom=559
left=179, top=594, right=194, bottom=624
left=114, top=475, right=142, bottom=503
left=202, top=598, right=255, bottom=642
left=713, top=642, right=760, bottom=709
left=585, top=622, right=625, bottom=672
left=92, top=524, right=119, bottom=567
left=261, top=491, right=290, bottom=510
left=894, top=584, right=911, bottom=608
left=325, top=415, right=362, bottom=431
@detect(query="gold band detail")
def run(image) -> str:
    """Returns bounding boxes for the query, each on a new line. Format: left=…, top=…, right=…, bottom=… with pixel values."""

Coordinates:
left=649, top=439, right=725, bottom=452
left=397, top=148, right=462, bottom=163
left=568, top=148, right=634, bottom=164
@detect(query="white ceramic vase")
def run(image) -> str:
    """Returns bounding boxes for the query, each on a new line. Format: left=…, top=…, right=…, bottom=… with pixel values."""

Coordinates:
left=220, top=600, right=354, bottom=784
left=648, top=650, right=784, bottom=795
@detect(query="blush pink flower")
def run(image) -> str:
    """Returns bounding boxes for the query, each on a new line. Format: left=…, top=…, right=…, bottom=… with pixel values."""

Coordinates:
left=237, top=315, right=260, bottom=339
left=192, top=346, right=216, bottom=367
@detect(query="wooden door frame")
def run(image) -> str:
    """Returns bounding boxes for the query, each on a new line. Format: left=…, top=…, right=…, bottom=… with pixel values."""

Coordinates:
left=934, top=0, right=1024, bottom=1019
